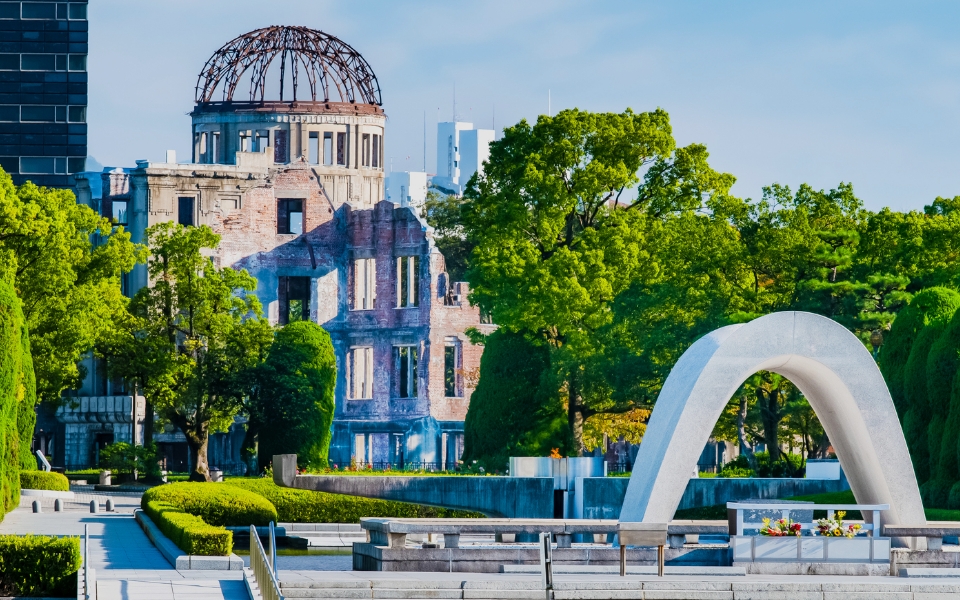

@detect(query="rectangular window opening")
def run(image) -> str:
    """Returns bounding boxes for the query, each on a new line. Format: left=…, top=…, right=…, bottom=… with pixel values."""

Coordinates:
left=396, top=256, right=419, bottom=308
left=21, top=54, right=56, bottom=71
left=22, top=3, right=56, bottom=19
left=68, top=3, right=86, bottom=19
left=112, top=199, right=128, bottom=226
left=178, top=197, right=195, bottom=226
left=0, top=3, right=19, bottom=19
left=349, top=347, right=374, bottom=399
left=21, top=105, right=55, bottom=122
left=362, top=133, right=370, bottom=167
left=444, top=344, right=462, bottom=398
left=277, top=198, right=303, bottom=235
left=373, top=134, right=380, bottom=168
left=353, top=258, right=376, bottom=310
left=308, top=131, right=319, bottom=165
left=395, top=346, right=418, bottom=399
left=336, top=132, right=346, bottom=166
left=255, top=131, right=269, bottom=153
left=323, top=132, right=333, bottom=166
left=212, top=132, right=220, bottom=163
left=273, top=129, right=288, bottom=163
left=279, top=275, right=310, bottom=325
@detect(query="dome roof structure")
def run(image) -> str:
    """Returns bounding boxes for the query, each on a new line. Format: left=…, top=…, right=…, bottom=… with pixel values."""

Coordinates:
left=195, top=26, right=382, bottom=109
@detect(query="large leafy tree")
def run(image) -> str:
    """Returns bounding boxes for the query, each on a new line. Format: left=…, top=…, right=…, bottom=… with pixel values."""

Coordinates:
left=0, top=176, right=143, bottom=403
left=462, top=108, right=683, bottom=452
left=101, top=223, right=272, bottom=481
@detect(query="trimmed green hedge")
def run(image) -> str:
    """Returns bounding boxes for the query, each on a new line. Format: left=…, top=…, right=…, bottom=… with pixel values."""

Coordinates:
left=142, top=482, right=277, bottom=527
left=19, top=471, right=69, bottom=492
left=0, top=534, right=80, bottom=596
left=222, top=478, right=484, bottom=523
left=142, top=500, right=232, bottom=556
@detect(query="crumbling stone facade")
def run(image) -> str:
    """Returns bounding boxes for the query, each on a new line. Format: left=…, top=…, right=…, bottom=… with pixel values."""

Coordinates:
left=57, top=26, right=491, bottom=472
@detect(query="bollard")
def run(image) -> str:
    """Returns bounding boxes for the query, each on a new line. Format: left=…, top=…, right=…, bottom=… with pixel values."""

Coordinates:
left=32, top=500, right=40, bottom=513
left=89, top=500, right=98, bottom=513
left=54, top=498, right=62, bottom=512
left=105, top=498, right=114, bottom=512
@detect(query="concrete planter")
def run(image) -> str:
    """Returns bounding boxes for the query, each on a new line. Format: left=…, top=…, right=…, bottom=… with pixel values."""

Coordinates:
left=732, top=535, right=890, bottom=563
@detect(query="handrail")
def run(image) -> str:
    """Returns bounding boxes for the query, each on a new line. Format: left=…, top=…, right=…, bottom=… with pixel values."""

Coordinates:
left=250, top=524, right=284, bottom=600
left=82, top=524, right=89, bottom=600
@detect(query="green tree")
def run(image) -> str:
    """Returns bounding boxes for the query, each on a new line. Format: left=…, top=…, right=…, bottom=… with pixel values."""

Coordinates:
left=0, top=279, right=34, bottom=515
left=462, top=330, right=570, bottom=470
left=103, top=223, right=272, bottom=481
left=423, top=189, right=471, bottom=283
left=462, top=108, right=686, bottom=452
left=878, top=289, right=959, bottom=418
left=0, top=176, right=143, bottom=404
left=247, top=321, right=336, bottom=472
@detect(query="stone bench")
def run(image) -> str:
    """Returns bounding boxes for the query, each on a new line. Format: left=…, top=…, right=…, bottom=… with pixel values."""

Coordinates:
left=883, top=523, right=960, bottom=551
left=360, top=518, right=728, bottom=549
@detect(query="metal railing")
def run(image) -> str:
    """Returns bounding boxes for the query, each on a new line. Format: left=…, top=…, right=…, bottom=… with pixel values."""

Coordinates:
left=250, top=522, right=284, bottom=600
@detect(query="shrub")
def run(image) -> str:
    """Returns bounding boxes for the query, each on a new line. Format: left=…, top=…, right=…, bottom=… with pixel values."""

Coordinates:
left=903, top=321, right=950, bottom=482
left=253, top=321, right=337, bottom=472
left=462, top=330, right=570, bottom=471
left=0, top=534, right=80, bottom=596
left=99, top=442, right=157, bottom=481
left=222, top=478, right=484, bottom=522
left=142, top=500, right=232, bottom=556
left=19, top=471, right=68, bottom=491
left=142, top=482, right=277, bottom=527
left=0, top=279, right=35, bottom=516
left=721, top=451, right=804, bottom=478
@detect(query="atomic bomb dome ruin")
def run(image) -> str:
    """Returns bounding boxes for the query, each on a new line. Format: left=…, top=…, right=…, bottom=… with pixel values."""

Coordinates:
left=46, top=26, right=491, bottom=473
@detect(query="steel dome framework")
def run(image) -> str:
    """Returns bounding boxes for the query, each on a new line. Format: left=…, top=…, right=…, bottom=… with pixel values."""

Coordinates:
left=195, top=26, right=382, bottom=106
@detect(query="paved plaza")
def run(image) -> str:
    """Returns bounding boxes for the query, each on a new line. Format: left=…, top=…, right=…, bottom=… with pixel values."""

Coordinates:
left=8, top=490, right=960, bottom=599
left=0, top=492, right=246, bottom=600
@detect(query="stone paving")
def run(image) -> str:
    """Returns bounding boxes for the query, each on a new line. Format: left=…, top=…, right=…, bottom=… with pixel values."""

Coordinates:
left=0, top=491, right=246, bottom=600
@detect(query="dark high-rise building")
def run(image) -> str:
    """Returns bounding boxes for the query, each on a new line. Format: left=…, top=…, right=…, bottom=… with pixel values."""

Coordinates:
left=0, top=1, right=87, bottom=188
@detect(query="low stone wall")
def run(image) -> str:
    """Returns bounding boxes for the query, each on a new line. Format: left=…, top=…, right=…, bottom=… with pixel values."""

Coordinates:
left=580, top=477, right=850, bottom=519
left=352, top=543, right=731, bottom=572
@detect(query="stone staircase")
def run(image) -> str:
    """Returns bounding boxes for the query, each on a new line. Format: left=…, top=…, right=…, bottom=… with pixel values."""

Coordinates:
left=278, top=576, right=960, bottom=599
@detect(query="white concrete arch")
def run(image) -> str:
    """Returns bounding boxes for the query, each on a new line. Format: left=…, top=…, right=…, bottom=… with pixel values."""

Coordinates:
left=619, top=311, right=924, bottom=531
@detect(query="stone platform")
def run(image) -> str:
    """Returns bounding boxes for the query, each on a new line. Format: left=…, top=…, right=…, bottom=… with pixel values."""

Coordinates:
left=353, top=542, right=732, bottom=572
left=279, top=571, right=960, bottom=599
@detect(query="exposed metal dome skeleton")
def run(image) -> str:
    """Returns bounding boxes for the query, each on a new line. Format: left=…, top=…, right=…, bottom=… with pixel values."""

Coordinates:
left=195, top=25, right=382, bottom=106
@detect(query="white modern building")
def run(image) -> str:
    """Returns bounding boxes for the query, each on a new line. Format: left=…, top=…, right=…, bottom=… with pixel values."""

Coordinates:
left=386, top=171, right=428, bottom=212
left=434, top=122, right=494, bottom=194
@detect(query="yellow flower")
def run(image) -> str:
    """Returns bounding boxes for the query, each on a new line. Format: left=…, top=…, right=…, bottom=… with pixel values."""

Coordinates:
left=836, top=511, right=846, bottom=519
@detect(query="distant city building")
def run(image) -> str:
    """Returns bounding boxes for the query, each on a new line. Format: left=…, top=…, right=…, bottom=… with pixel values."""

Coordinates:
left=434, top=121, right=494, bottom=194
left=49, top=26, right=491, bottom=473
left=386, top=171, right=428, bottom=212
left=0, top=1, right=88, bottom=188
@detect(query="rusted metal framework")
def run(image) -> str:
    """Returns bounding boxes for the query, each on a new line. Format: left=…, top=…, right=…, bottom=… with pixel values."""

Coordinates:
left=195, top=26, right=382, bottom=106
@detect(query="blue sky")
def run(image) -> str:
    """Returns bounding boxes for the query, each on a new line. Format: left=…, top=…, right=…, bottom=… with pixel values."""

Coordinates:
left=90, top=1, right=960, bottom=212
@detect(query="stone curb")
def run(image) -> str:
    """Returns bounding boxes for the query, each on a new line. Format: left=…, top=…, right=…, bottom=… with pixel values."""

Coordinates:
left=134, top=509, right=244, bottom=570
left=21, top=488, right=75, bottom=499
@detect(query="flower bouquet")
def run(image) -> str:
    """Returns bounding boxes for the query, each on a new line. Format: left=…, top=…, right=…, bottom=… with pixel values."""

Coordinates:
left=759, top=517, right=803, bottom=537
left=814, top=511, right=863, bottom=538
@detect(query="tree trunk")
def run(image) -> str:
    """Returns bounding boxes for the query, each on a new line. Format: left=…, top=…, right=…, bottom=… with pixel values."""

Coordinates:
left=737, top=395, right=757, bottom=471
left=758, top=387, right=781, bottom=462
left=241, top=425, right=259, bottom=476
left=568, top=372, right=585, bottom=456
left=143, top=401, right=155, bottom=448
left=184, top=426, right=210, bottom=482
